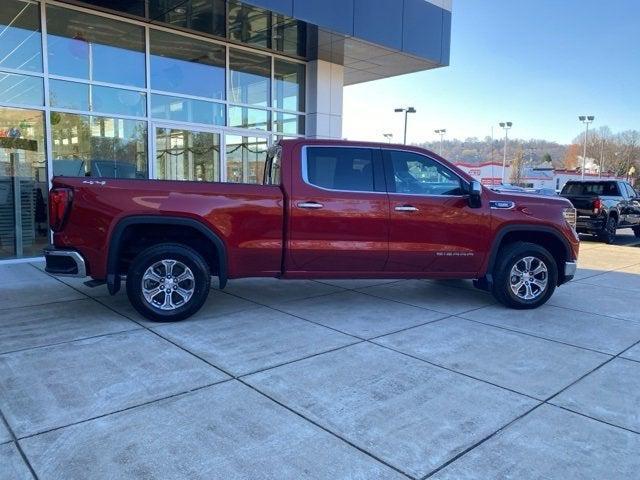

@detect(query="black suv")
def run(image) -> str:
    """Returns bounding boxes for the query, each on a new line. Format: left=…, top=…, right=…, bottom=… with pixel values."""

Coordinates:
left=561, top=180, right=640, bottom=243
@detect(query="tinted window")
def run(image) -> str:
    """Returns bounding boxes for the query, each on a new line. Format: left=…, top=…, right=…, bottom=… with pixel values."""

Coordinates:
left=388, top=151, right=463, bottom=195
left=305, top=147, right=375, bottom=192
left=561, top=182, right=620, bottom=196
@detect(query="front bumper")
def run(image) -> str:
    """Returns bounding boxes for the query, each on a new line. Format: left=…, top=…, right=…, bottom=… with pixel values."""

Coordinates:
left=44, top=246, right=87, bottom=277
left=563, top=261, right=577, bottom=283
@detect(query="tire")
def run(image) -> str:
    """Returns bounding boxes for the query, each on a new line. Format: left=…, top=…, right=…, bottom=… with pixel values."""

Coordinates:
left=598, top=216, right=617, bottom=244
left=633, top=226, right=640, bottom=239
left=491, top=241, right=558, bottom=309
left=126, top=243, right=211, bottom=322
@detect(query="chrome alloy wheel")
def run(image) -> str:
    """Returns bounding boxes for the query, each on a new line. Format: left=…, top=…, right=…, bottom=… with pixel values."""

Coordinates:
left=509, top=256, right=548, bottom=301
left=141, top=259, right=195, bottom=310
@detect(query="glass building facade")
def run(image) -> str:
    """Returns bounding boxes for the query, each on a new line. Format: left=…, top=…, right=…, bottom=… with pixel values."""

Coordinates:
left=0, top=0, right=306, bottom=260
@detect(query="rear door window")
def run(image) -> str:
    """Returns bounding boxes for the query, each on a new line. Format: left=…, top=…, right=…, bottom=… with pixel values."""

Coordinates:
left=304, top=147, right=380, bottom=192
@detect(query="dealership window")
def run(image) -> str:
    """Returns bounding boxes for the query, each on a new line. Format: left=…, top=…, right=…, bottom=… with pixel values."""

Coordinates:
left=150, top=29, right=226, bottom=100
left=226, top=135, right=268, bottom=183
left=151, top=94, right=225, bottom=126
left=0, top=107, right=48, bottom=260
left=229, top=48, right=271, bottom=108
left=151, top=0, right=226, bottom=38
left=155, top=127, right=221, bottom=182
left=0, top=0, right=42, bottom=73
left=46, top=5, right=146, bottom=88
left=274, top=59, right=305, bottom=112
left=0, top=73, right=44, bottom=107
left=51, top=112, right=147, bottom=179
left=273, top=112, right=304, bottom=136
left=49, top=79, right=147, bottom=117
left=228, top=106, right=269, bottom=131
left=273, top=14, right=306, bottom=57
left=228, top=1, right=271, bottom=49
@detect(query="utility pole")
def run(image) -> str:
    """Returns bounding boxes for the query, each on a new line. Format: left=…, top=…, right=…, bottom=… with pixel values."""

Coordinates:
left=499, top=122, right=513, bottom=184
left=394, top=107, right=416, bottom=145
left=578, top=115, right=595, bottom=180
left=434, top=129, right=447, bottom=156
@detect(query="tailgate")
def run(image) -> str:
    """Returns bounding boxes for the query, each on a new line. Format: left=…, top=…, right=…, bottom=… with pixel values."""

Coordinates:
left=562, top=195, right=596, bottom=215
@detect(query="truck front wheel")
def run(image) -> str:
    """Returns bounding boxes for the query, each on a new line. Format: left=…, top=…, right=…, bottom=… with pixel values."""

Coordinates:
left=126, top=243, right=211, bottom=322
left=492, top=242, right=557, bottom=309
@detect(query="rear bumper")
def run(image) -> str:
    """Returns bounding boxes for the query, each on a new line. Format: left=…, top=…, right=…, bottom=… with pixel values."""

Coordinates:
left=576, top=216, right=604, bottom=233
left=44, top=246, right=87, bottom=277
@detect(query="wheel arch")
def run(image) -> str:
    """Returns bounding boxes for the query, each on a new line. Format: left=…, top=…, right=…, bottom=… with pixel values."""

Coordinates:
left=106, top=215, right=228, bottom=294
left=483, top=225, right=572, bottom=288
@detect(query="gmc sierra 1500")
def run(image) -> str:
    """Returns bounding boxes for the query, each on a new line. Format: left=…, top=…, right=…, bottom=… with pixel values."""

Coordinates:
left=45, top=139, right=579, bottom=322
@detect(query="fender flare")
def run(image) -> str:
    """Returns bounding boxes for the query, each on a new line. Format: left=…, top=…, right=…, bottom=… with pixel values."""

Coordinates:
left=106, top=215, right=228, bottom=294
left=481, top=224, right=572, bottom=288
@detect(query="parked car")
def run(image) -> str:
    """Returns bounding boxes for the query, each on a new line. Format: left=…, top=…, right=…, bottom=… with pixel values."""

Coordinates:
left=44, top=140, right=579, bottom=322
left=560, top=180, right=640, bottom=243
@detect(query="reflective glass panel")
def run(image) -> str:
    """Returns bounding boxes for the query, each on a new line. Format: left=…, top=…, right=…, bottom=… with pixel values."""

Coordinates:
left=92, top=86, right=146, bottom=117
left=150, top=0, right=226, bottom=37
left=49, top=79, right=90, bottom=111
left=79, top=0, right=146, bottom=17
left=0, top=0, right=42, bottom=72
left=225, top=135, right=268, bottom=184
left=273, top=112, right=304, bottom=136
left=228, top=106, right=269, bottom=131
left=150, top=29, right=225, bottom=99
left=228, top=1, right=271, bottom=49
left=229, top=48, right=271, bottom=107
left=155, top=127, right=220, bottom=182
left=0, top=73, right=43, bottom=107
left=151, top=94, right=225, bottom=126
left=274, top=60, right=305, bottom=112
left=47, top=5, right=145, bottom=87
left=273, top=14, right=306, bottom=57
left=0, top=107, right=47, bottom=259
left=51, top=112, right=147, bottom=178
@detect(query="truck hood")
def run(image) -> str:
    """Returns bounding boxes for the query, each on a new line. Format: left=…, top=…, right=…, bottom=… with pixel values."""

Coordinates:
left=488, top=190, right=573, bottom=209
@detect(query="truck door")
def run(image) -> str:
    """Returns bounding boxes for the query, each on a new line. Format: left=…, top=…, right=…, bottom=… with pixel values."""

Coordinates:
left=383, top=149, right=490, bottom=275
left=288, top=146, right=389, bottom=272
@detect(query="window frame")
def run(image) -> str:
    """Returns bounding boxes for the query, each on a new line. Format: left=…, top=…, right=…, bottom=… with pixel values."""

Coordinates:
left=301, top=146, right=386, bottom=194
left=382, top=148, right=468, bottom=197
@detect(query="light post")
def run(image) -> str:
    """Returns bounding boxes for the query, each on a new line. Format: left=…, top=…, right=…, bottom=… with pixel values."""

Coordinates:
left=499, top=122, right=513, bottom=184
left=394, top=107, right=416, bottom=145
left=383, top=133, right=393, bottom=143
left=434, top=128, right=447, bottom=156
left=579, top=115, right=595, bottom=180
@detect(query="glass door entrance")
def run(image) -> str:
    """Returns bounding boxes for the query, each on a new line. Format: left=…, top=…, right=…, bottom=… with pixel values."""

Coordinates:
left=154, top=125, right=221, bottom=182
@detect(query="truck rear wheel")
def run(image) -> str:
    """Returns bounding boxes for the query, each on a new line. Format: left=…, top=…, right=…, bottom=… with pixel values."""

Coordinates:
left=492, top=242, right=557, bottom=309
left=598, top=216, right=617, bottom=244
left=126, top=243, right=211, bottom=322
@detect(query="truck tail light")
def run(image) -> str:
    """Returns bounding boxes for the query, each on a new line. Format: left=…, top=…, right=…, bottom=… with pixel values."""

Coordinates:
left=592, top=198, right=602, bottom=214
left=49, top=188, right=73, bottom=232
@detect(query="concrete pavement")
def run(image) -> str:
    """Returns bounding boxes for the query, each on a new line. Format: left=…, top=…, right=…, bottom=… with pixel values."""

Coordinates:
left=1, top=233, right=640, bottom=479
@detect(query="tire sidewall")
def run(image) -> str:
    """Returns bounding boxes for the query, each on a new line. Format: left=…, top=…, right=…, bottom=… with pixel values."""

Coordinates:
left=127, top=244, right=210, bottom=322
left=600, top=216, right=617, bottom=244
left=494, top=244, right=558, bottom=309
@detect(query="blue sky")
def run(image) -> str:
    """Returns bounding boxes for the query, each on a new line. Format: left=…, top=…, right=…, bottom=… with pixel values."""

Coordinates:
left=343, top=0, right=640, bottom=145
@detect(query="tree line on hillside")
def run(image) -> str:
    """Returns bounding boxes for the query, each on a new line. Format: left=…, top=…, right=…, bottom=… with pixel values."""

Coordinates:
left=417, top=127, right=640, bottom=179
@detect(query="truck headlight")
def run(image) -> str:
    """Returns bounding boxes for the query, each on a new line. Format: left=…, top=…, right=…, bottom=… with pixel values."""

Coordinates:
left=563, top=207, right=577, bottom=230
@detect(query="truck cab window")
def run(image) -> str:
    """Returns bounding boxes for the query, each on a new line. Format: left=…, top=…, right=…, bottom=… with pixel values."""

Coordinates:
left=304, top=147, right=375, bottom=192
left=387, top=150, right=463, bottom=196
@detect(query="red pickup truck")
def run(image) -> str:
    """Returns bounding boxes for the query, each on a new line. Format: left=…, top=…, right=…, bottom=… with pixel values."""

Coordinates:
left=45, top=139, right=579, bottom=322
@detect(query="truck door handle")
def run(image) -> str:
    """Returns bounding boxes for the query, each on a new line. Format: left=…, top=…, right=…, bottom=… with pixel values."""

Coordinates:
left=298, top=201, right=324, bottom=209
left=395, top=205, right=418, bottom=212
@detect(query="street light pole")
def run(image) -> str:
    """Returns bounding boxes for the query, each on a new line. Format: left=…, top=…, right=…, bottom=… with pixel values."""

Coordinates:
left=383, top=133, right=393, bottom=143
left=395, top=107, right=416, bottom=145
left=578, top=115, right=595, bottom=180
left=434, top=129, right=447, bottom=156
left=499, top=122, right=513, bottom=184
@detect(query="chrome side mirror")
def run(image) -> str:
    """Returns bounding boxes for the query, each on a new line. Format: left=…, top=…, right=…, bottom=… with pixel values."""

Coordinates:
left=468, top=180, right=482, bottom=208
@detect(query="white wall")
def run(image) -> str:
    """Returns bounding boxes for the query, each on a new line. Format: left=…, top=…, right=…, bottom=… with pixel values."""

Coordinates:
left=305, top=60, right=344, bottom=139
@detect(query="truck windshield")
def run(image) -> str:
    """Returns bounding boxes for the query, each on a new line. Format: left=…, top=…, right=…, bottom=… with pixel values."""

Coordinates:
left=561, top=182, right=619, bottom=196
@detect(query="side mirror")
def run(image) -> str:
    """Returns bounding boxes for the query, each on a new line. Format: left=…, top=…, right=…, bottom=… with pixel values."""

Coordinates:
left=468, top=180, right=482, bottom=208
